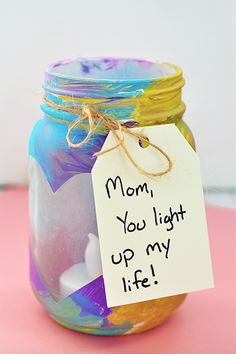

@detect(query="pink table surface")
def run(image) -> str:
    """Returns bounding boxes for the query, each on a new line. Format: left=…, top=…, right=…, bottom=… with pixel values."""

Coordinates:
left=0, top=188, right=235, bottom=354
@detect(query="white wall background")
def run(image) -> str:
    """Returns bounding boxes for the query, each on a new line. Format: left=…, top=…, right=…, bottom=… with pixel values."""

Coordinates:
left=0, top=0, right=235, bottom=188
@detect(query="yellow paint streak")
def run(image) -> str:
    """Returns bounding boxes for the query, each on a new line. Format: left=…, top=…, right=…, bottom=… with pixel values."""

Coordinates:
left=108, top=294, right=187, bottom=334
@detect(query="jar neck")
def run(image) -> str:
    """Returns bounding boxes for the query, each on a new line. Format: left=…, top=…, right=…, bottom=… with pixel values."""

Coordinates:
left=41, top=58, right=186, bottom=127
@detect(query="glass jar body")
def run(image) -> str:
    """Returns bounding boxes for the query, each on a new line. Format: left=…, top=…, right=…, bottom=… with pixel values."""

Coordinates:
left=29, top=117, right=195, bottom=335
left=29, top=57, right=195, bottom=335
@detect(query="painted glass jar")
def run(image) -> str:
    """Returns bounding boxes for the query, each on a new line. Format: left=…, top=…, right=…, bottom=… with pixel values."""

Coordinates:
left=29, top=57, right=195, bottom=335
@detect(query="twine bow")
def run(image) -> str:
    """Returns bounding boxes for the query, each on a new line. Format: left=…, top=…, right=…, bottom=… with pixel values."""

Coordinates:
left=44, top=99, right=172, bottom=178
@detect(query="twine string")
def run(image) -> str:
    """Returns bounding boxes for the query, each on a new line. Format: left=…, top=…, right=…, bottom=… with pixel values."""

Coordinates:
left=43, top=98, right=172, bottom=178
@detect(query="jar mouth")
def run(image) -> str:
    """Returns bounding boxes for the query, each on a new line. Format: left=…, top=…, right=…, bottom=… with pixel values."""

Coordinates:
left=42, top=57, right=185, bottom=124
left=46, top=57, right=178, bottom=83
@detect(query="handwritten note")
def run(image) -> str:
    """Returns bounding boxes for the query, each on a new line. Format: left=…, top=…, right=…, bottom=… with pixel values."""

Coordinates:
left=92, top=125, right=214, bottom=307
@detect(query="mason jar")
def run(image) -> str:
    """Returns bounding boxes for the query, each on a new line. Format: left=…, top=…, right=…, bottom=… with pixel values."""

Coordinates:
left=29, top=57, right=195, bottom=335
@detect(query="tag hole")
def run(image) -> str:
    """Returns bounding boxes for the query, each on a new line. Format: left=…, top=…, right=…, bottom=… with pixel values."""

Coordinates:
left=138, top=136, right=150, bottom=149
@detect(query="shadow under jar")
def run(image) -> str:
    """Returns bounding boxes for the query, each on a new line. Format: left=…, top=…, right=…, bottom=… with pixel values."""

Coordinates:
left=29, top=57, right=195, bottom=335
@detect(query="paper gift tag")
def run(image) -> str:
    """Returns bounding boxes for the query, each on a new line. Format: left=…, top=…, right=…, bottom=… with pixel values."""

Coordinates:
left=92, top=124, right=214, bottom=308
